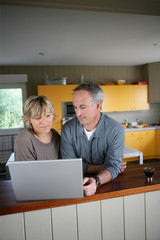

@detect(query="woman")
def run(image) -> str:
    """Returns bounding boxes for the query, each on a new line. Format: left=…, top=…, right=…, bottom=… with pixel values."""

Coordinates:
left=14, top=95, right=60, bottom=161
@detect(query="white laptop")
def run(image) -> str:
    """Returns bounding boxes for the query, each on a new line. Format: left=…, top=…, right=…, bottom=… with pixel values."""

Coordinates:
left=8, top=159, right=84, bottom=201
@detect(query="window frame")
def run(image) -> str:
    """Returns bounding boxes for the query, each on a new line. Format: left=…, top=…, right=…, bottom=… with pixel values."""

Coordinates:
left=0, top=74, right=27, bottom=136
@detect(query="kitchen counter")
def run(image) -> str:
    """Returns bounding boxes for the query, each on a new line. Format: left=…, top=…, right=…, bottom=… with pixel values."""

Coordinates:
left=0, top=161, right=160, bottom=216
left=125, top=126, right=160, bottom=132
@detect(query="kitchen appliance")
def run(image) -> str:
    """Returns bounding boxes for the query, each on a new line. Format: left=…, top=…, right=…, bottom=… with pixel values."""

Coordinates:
left=45, top=77, right=67, bottom=85
left=61, top=102, right=75, bottom=118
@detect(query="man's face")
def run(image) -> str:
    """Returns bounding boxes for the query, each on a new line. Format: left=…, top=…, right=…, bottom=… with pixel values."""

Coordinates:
left=73, top=90, right=101, bottom=131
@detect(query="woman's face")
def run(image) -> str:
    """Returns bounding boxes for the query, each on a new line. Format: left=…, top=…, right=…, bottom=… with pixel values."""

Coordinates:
left=30, top=110, right=53, bottom=135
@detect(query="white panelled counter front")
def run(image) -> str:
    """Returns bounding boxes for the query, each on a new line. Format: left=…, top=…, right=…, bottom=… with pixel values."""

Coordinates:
left=0, top=162, right=160, bottom=240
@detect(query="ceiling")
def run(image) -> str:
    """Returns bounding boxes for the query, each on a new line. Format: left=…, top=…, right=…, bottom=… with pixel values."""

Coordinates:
left=1, top=1, right=160, bottom=66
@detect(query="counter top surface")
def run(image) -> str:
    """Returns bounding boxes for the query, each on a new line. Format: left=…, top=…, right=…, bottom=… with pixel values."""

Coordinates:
left=125, top=126, right=160, bottom=132
left=0, top=161, right=160, bottom=216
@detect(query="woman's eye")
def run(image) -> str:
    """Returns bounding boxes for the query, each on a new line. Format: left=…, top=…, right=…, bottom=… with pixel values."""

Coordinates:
left=35, top=117, right=41, bottom=120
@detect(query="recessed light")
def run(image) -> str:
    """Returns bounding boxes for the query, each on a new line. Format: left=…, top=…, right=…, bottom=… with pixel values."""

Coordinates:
left=38, top=52, right=45, bottom=56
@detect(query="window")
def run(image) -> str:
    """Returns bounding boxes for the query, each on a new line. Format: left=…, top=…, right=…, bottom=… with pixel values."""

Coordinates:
left=0, top=74, right=27, bottom=135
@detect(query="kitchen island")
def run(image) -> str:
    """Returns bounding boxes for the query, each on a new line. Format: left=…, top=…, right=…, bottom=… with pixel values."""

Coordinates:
left=0, top=161, right=160, bottom=240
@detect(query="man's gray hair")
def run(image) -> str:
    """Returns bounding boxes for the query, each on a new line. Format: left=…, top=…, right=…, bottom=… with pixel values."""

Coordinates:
left=73, top=82, right=104, bottom=105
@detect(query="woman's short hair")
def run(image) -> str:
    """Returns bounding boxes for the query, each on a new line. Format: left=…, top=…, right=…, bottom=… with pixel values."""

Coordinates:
left=23, top=95, right=55, bottom=129
left=73, top=82, right=104, bottom=105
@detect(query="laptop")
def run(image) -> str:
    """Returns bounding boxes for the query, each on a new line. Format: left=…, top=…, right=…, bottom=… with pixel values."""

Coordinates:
left=8, top=159, right=84, bottom=201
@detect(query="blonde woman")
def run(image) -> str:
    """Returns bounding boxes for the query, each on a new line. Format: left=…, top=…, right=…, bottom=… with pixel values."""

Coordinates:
left=14, top=95, right=60, bottom=161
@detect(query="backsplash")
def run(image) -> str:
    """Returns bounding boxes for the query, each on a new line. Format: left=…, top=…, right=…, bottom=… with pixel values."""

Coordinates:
left=106, top=103, right=160, bottom=125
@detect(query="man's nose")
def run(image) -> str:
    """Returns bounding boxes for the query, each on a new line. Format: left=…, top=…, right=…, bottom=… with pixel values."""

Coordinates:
left=75, top=108, right=81, bottom=116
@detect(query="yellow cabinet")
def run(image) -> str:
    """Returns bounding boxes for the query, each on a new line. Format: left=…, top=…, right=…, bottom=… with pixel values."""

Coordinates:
left=140, top=130, right=155, bottom=157
left=118, top=85, right=135, bottom=111
left=61, top=85, right=77, bottom=102
left=101, top=86, right=119, bottom=112
left=101, top=85, right=149, bottom=112
left=155, top=130, right=160, bottom=156
left=133, top=85, right=149, bottom=110
left=125, top=130, right=155, bottom=160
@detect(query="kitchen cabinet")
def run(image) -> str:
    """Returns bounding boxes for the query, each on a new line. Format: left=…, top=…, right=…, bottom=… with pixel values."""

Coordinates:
left=125, top=130, right=155, bottom=160
left=145, top=190, right=160, bottom=240
left=61, top=84, right=77, bottom=102
left=101, top=86, right=119, bottom=112
left=124, top=193, right=145, bottom=240
left=144, top=62, right=160, bottom=103
left=101, top=85, right=149, bottom=112
left=155, top=130, right=160, bottom=157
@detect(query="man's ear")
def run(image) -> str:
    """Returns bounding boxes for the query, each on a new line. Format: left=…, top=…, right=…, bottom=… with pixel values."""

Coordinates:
left=96, top=101, right=102, bottom=110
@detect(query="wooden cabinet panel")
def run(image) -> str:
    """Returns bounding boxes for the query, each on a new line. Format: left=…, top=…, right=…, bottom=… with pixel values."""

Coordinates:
left=125, top=131, right=140, bottom=151
left=124, top=193, right=145, bottom=240
left=101, top=86, right=119, bottom=112
left=118, top=85, right=134, bottom=111
left=101, top=197, right=124, bottom=240
left=77, top=201, right=101, bottom=240
left=24, top=209, right=52, bottom=240
left=0, top=213, right=25, bottom=240
left=61, top=85, right=77, bottom=101
left=101, top=85, right=149, bottom=112
left=155, top=130, right=160, bottom=156
left=145, top=190, right=160, bottom=239
left=52, top=205, right=77, bottom=240
left=140, top=130, right=155, bottom=157
left=125, top=130, right=155, bottom=160
left=133, top=85, right=149, bottom=110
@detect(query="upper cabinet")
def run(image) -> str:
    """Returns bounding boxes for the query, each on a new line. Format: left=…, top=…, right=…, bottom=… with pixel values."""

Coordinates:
left=142, top=62, right=160, bottom=103
left=101, top=85, right=149, bottom=112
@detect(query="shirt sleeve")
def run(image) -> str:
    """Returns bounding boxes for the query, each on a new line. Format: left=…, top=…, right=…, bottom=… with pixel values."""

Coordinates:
left=14, top=131, right=37, bottom=161
left=102, top=125, right=125, bottom=179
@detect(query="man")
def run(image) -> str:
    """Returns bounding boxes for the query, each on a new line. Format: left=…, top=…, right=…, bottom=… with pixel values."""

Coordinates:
left=60, top=82, right=126, bottom=196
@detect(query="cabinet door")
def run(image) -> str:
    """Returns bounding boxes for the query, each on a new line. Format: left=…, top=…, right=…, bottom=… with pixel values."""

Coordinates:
left=24, top=209, right=52, bottom=240
left=145, top=190, right=160, bottom=240
left=61, top=85, right=77, bottom=102
left=52, top=205, right=77, bottom=240
left=101, top=197, right=124, bottom=240
left=155, top=130, right=160, bottom=156
left=133, top=85, right=149, bottom=110
left=124, top=193, right=145, bottom=240
left=101, top=86, right=119, bottom=112
left=118, top=85, right=134, bottom=111
left=140, top=130, right=155, bottom=157
left=0, top=213, right=25, bottom=240
left=125, top=131, right=140, bottom=150
left=77, top=201, right=101, bottom=240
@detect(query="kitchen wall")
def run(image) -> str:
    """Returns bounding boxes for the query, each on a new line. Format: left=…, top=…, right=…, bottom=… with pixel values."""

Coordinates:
left=1, top=64, right=160, bottom=125
left=106, top=103, right=160, bottom=125
left=0, top=65, right=143, bottom=96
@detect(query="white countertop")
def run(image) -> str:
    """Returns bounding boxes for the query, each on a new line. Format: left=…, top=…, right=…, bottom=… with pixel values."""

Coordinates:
left=125, top=126, right=160, bottom=132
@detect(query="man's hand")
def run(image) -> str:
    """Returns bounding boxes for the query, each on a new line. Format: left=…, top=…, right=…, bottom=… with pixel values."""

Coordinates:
left=83, top=177, right=97, bottom=196
left=120, top=162, right=127, bottom=173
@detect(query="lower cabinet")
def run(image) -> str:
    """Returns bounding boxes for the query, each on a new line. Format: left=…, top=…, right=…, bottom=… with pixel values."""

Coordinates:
left=1, top=191, right=160, bottom=240
left=156, top=130, right=160, bottom=157
left=125, top=130, right=155, bottom=160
